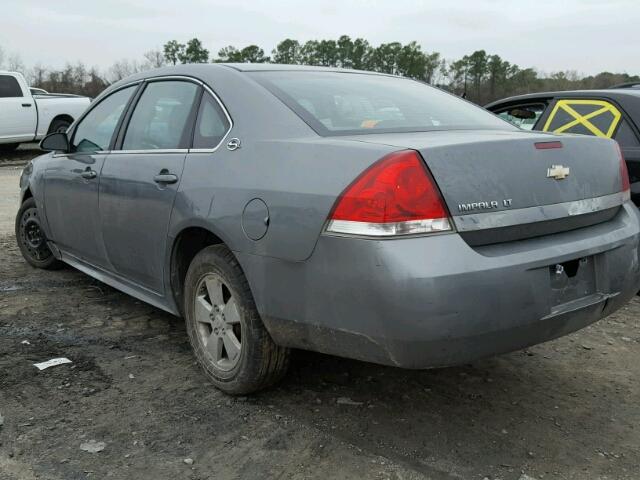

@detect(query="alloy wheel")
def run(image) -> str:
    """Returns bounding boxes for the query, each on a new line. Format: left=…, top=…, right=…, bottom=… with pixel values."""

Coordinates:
left=194, top=273, right=243, bottom=372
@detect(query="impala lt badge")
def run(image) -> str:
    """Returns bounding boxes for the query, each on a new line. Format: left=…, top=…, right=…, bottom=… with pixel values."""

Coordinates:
left=458, top=198, right=513, bottom=212
left=547, top=165, right=570, bottom=180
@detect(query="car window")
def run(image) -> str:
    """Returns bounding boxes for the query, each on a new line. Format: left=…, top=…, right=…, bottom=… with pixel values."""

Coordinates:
left=0, top=75, right=23, bottom=98
left=494, top=104, right=546, bottom=130
left=542, top=99, right=622, bottom=138
left=250, top=71, right=515, bottom=136
left=614, top=120, right=640, bottom=147
left=72, top=85, right=136, bottom=153
left=192, top=93, right=231, bottom=149
left=123, top=81, right=199, bottom=150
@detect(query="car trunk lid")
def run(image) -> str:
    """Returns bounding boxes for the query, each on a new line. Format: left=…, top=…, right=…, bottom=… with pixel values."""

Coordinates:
left=343, top=129, right=626, bottom=245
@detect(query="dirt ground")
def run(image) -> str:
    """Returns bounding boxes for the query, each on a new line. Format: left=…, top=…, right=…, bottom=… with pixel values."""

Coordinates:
left=1, top=148, right=639, bottom=480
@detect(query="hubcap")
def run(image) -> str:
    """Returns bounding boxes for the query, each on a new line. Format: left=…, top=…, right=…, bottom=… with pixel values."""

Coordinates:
left=19, top=208, right=51, bottom=261
left=194, top=273, right=242, bottom=372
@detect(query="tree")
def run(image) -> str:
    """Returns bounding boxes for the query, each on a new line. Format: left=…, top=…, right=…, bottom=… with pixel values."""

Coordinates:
left=181, top=38, right=209, bottom=64
left=272, top=39, right=301, bottom=64
left=143, top=49, right=165, bottom=69
left=30, top=63, right=47, bottom=88
left=107, top=59, right=142, bottom=83
left=396, top=41, right=427, bottom=79
left=466, top=50, right=488, bottom=102
left=336, top=35, right=354, bottom=68
left=217, top=46, right=242, bottom=62
left=7, top=53, right=24, bottom=73
left=84, top=67, right=108, bottom=97
left=350, top=38, right=372, bottom=70
left=370, top=42, right=403, bottom=74
left=217, top=45, right=268, bottom=63
left=487, top=54, right=509, bottom=100
left=238, top=45, right=269, bottom=63
left=423, top=52, right=441, bottom=84
left=316, top=40, right=338, bottom=66
left=163, top=40, right=185, bottom=65
left=300, top=40, right=321, bottom=65
left=449, top=57, right=470, bottom=96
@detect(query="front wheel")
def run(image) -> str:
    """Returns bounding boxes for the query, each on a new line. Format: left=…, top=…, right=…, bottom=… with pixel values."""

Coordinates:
left=184, top=245, right=290, bottom=394
left=15, top=198, right=63, bottom=269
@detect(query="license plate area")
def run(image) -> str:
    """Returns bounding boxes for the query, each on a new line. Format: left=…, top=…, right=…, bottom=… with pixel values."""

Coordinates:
left=549, top=256, right=596, bottom=306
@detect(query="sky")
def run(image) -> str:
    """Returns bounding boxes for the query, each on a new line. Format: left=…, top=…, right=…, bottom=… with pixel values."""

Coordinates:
left=1, top=0, right=638, bottom=76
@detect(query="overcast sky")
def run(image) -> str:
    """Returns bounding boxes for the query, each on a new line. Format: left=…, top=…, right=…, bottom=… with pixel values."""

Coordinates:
left=1, top=0, right=638, bottom=76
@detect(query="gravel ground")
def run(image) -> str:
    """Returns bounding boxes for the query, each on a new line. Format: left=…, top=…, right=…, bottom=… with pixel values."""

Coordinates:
left=0, top=156, right=639, bottom=480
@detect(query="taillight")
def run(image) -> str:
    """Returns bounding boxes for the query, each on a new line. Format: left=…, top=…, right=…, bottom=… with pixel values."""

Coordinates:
left=616, top=142, right=630, bottom=200
left=326, top=150, right=452, bottom=237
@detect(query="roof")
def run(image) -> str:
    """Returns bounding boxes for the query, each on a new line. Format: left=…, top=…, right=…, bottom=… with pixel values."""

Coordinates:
left=486, top=88, right=640, bottom=108
left=222, top=63, right=381, bottom=75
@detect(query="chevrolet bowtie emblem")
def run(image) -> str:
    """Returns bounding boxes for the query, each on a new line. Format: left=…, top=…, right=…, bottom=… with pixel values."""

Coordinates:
left=547, top=165, right=570, bottom=180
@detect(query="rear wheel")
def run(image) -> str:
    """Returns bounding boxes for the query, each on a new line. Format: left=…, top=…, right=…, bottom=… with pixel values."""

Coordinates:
left=0, top=143, right=20, bottom=152
left=15, top=198, right=63, bottom=270
left=48, top=118, right=71, bottom=134
left=184, top=245, right=290, bottom=394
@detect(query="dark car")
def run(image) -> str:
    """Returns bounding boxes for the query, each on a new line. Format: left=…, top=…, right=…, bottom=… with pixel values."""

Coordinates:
left=16, top=65, right=640, bottom=394
left=486, top=84, right=640, bottom=204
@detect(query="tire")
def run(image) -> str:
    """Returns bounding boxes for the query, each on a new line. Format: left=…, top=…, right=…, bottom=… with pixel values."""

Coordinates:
left=184, top=244, right=290, bottom=394
left=0, top=143, right=20, bottom=152
left=48, top=118, right=71, bottom=134
left=15, top=198, right=64, bottom=270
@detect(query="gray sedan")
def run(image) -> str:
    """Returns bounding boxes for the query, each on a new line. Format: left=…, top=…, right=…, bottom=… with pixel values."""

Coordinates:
left=16, top=64, right=640, bottom=394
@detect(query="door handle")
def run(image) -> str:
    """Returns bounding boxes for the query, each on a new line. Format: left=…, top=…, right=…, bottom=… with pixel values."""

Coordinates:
left=153, top=172, right=178, bottom=184
left=22, top=103, right=32, bottom=107
left=80, top=170, right=97, bottom=179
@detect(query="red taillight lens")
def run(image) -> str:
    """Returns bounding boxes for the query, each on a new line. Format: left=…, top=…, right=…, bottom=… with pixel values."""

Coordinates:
left=616, top=142, right=630, bottom=199
left=326, top=150, right=452, bottom=236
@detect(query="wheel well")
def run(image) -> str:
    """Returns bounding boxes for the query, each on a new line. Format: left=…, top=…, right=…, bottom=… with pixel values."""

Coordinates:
left=170, top=227, right=224, bottom=316
left=22, top=188, right=33, bottom=202
left=47, top=114, right=74, bottom=134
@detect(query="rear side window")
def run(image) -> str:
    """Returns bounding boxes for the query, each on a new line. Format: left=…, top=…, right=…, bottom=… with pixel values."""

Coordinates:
left=72, top=85, right=136, bottom=153
left=542, top=99, right=622, bottom=138
left=494, top=103, right=547, bottom=130
left=0, top=75, right=23, bottom=98
left=250, top=71, right=514, bottom=136
left=192, top=93, right=231, bottom=149
left=123, top=81, right=199, bottom=150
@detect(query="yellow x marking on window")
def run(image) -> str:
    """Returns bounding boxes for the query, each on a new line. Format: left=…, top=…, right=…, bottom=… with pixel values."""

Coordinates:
left=542, top=99, right=622, bottom=138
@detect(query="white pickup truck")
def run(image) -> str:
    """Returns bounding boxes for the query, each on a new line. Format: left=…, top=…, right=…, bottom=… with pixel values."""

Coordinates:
left=0, top=71, right=90, bottom=151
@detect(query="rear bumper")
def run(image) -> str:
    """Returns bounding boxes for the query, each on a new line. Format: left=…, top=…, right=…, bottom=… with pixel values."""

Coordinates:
left=238, top=203, right=640, bottom=368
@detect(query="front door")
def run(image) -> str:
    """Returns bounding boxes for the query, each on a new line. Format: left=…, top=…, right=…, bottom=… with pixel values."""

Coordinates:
left=44, top=84, right=138, bottom=266
left=99, top=79, right=200, bottom=293
left=0, top=74, right=37, bottom=142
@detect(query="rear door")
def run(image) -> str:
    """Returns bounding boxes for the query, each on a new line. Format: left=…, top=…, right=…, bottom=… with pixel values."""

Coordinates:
left=0, top=74, right=36, bottom=142
left=99, top=79, right=201, bottom=293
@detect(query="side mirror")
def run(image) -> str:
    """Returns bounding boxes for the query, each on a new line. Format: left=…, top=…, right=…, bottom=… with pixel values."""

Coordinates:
left=40, top=132, right=70, bottom=153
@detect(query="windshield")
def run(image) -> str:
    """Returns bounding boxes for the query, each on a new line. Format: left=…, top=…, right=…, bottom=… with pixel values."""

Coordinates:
left=249, top=71, right=515, bottom=136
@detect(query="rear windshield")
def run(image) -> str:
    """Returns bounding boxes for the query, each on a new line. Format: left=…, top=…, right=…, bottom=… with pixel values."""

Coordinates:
left=249, top=71, right=514, bottom=136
